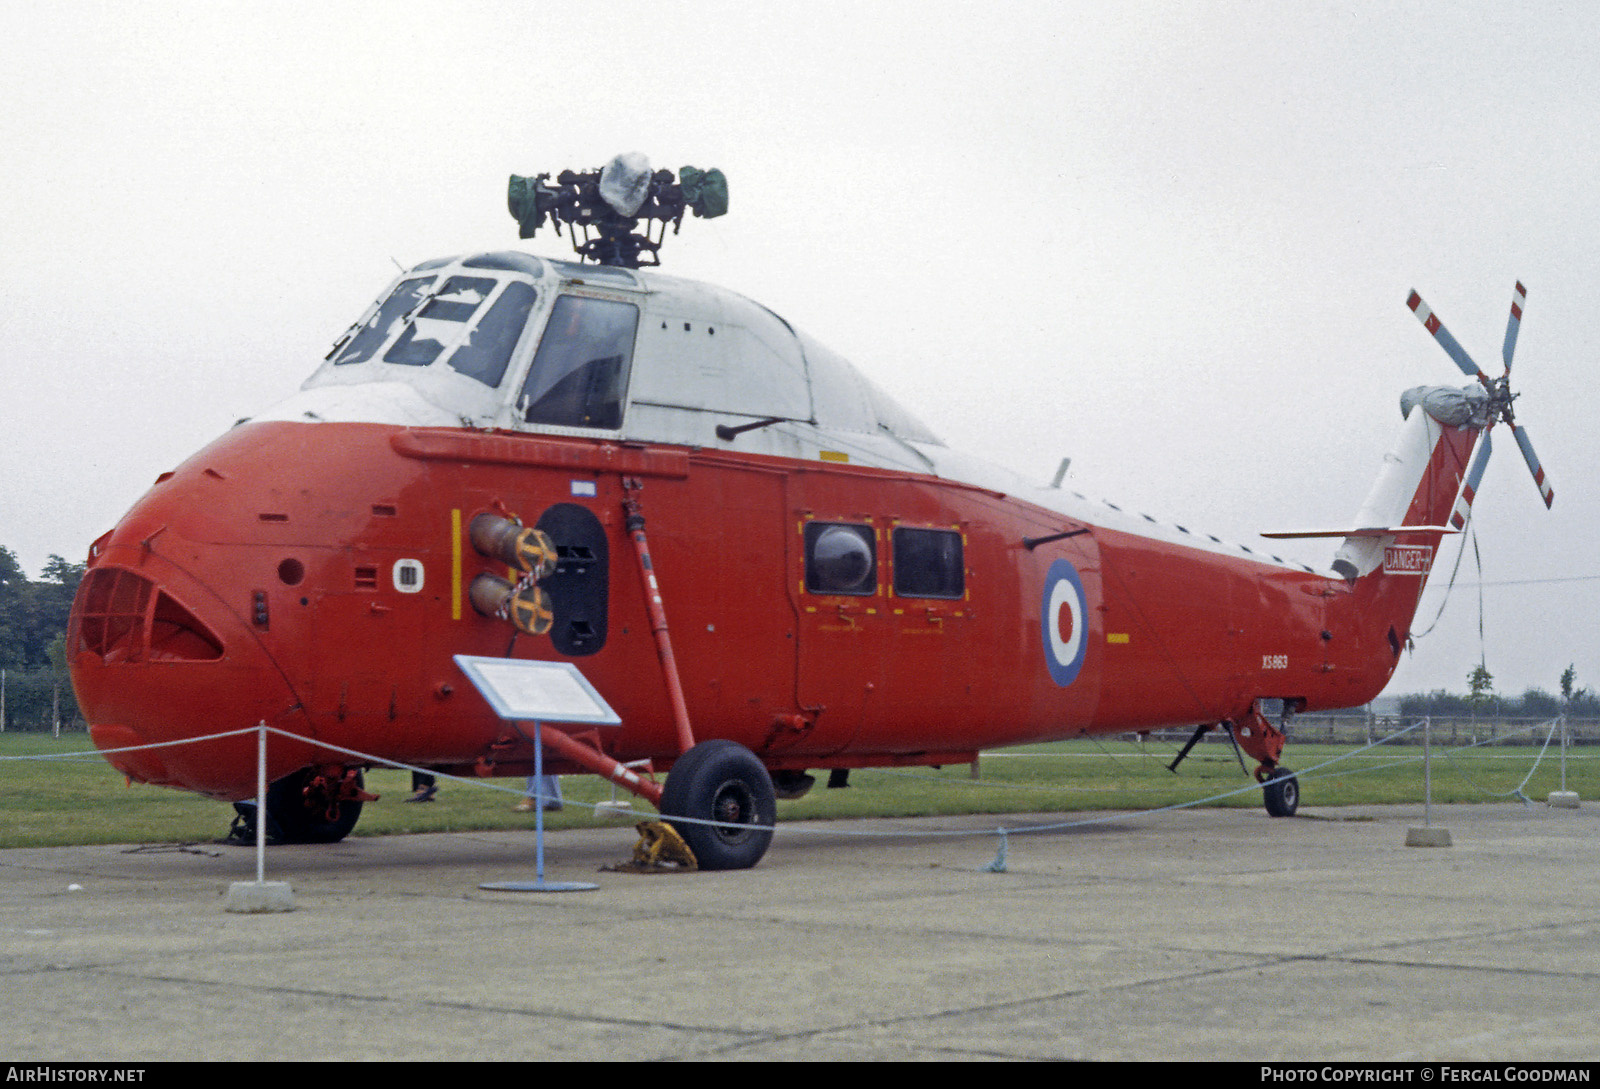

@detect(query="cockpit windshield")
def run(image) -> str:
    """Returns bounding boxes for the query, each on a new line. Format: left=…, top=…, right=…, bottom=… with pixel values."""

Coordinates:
left=383, top=277, right=496, bottom=366
left=331, top=276, right=433, bottom=366
left=301, top=253, right=649, bottom=431
left=330, top=273, right=538, bottom=390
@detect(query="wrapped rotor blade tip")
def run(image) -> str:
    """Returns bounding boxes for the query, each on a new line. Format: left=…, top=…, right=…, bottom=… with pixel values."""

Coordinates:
left=599, top=152, right=653, bottom=216
left=679, top=166, right=729, bottom=218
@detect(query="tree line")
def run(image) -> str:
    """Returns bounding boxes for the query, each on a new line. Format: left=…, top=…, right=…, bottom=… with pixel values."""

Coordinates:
left=1398, top=662, right=1598, bottom=720
left=0, top=547, right=85, bottom=731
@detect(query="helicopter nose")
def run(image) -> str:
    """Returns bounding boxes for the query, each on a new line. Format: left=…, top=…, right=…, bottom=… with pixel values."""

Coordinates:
left=69, top=558, right=311, bottom=800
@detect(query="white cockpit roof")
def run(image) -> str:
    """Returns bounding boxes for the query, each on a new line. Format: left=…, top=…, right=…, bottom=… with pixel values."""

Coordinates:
left=258, top=251, right=940, bottom=459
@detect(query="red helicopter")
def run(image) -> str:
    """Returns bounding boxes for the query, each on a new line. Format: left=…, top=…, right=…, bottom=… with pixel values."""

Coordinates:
left=67, top=157, right=1553, bottom=869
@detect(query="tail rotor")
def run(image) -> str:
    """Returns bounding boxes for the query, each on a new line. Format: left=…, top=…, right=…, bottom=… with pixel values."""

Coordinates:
left=1406, top=281, right=1554, bottom=511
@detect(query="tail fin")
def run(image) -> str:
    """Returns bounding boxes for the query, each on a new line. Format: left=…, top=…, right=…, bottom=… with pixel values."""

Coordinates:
left=1327, top=386, right=1485, bottom=582
left=1264, top=281, right=1554, bottom=586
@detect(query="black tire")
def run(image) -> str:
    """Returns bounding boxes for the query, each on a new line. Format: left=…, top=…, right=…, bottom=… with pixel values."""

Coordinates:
left=660, top=740, right=776, bottom=870
left=1262, top=767, right=1299, bottom=818
left=266, top=767, right=364, bottom=843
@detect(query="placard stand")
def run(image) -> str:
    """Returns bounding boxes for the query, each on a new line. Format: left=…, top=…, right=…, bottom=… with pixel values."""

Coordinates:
left=453, top=655, right=622, bottom=892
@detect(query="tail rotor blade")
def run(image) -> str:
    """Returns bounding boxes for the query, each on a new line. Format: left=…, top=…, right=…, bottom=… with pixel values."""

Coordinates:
left=1511, top=423, right=1555, bottom=508
left=1502, top=281, right=1526, bottom=375
left=1408, top=290, right=1490, bottom=382
left=1449, top=430, right=1493, bottom=530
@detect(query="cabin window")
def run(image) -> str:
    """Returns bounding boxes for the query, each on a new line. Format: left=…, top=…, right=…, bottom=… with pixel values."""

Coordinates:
left=892, top=527, right=964, bottom=599
left=332, top=275, right=435, bottom=365
left=519, top=295, right=639, bottom=430
left=804, top=523, right=876, bottom=596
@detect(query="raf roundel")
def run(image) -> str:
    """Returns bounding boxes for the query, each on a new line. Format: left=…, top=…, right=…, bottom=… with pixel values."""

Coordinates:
left=1041, top=559, right=1089, bottom=687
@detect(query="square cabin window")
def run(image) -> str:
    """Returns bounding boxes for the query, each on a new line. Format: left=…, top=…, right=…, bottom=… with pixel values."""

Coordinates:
left=892, top=527, right=964, bottom=599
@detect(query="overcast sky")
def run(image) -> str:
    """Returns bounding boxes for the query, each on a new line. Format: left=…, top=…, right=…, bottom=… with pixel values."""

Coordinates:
left=3, top=1, right=1597, bottom=699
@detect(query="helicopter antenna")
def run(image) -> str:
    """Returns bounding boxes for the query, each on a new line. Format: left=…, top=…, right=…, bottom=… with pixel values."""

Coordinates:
left=507, top=153, right=728, bottom=269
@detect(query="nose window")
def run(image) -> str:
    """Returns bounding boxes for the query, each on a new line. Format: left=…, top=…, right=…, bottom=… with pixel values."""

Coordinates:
left=331, top=276, right=435, bottom=365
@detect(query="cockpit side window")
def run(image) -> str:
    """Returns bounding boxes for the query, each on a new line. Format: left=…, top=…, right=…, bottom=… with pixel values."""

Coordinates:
left=332, top=276, right=435, bottom=365
left=518, top=295, right=639, bottom=430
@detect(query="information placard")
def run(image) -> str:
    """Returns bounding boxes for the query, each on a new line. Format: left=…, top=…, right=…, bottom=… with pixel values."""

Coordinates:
left=452, top=655, right=621, bottom=725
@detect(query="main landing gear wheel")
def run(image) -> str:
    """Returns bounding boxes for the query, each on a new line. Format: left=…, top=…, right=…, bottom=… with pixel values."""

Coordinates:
left=1261, top=767, right=1300, bottom=818
left=267, top=767, right=365, bottom=843
left=660, top=740, right=776, bottom=870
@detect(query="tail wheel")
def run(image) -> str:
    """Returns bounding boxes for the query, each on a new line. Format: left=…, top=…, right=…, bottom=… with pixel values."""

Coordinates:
left=267, top=767, right=365, bottom=843
left=1262, top=767, right=1300, bottom=818
left=659, top=740, right=776, bottom=870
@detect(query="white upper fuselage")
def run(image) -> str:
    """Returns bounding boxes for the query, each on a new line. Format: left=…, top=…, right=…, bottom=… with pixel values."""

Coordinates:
left=254, top=250, right=1320, bottom=575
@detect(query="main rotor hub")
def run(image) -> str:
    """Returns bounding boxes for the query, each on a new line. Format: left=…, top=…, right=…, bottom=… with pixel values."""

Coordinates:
left=507, top=154, right=728, bottom=268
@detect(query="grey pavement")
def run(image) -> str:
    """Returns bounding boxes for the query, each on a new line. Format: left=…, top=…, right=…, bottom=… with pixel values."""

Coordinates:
left=2, top=802, right=1598, bottom=1062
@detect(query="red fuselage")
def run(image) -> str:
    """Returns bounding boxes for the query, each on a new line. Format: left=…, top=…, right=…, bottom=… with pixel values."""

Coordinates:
left=69, top=418, right=1427, bottom=801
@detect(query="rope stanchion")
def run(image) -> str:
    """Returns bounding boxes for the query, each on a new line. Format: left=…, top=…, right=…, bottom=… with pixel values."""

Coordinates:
left=223, top=722, right=296, bottom=913
left=1406, top=716, right=1452, bottom=847
left=1550, top=714, right=1581, bottom=808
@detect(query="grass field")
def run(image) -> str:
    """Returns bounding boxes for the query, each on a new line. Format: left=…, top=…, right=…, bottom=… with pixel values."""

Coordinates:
left=0, top=730, right=1592, bottom=849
